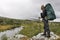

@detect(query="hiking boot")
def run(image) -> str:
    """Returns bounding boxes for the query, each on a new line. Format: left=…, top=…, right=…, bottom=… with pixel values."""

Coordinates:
left=41, top=34, right=46, bottom=37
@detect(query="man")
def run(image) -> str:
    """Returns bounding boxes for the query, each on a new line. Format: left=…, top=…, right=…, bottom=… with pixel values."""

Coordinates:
left=41, top=5, right=50, bottom=37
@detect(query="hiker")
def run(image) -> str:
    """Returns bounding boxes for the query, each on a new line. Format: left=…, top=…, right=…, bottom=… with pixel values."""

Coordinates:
left=41, top=5, right=50, bottom=37
left=40, top=3, right=56, bottom=37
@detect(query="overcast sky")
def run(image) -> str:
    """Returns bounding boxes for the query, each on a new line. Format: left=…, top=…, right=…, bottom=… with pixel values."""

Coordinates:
left=0, top=0, right=60, bottom=21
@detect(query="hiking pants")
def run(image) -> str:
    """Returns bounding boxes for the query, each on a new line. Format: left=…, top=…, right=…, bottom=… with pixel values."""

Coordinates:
left=43, top=18, right=50, bottom=36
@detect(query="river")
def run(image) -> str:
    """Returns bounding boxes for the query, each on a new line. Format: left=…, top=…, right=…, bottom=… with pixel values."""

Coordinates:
left=0, top=26, right=24, bottom=40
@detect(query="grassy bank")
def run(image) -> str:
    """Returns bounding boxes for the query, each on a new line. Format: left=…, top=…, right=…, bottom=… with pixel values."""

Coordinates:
left=0, top=24, right=21, bottom=32
left=49, top=22, right=60, bottom=36
left=20, top=21, right=60, bottom=38
left=0, top=16, right=60, bottom=39
left=20, top=21, right=43, bottom=37
left=0, top=16, right=22, bottom=32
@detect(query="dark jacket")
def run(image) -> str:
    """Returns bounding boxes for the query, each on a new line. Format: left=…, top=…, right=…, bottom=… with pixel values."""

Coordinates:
left=41, top=10, right=47, bottom=18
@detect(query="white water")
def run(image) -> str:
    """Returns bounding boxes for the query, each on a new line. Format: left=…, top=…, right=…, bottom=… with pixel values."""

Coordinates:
left=0, top=26, right=24, bottom=40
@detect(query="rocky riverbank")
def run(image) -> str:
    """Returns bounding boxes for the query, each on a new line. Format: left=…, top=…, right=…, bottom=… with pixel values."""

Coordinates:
left=14, top=32, right=60, bottom=40
left=0, top=26, right=24, bottom=40
left=0, top=26, right=60, bottom=40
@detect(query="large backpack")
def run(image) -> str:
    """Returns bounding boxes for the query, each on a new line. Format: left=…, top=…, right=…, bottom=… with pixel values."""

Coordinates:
left=45, top=3, right=56, bottom=20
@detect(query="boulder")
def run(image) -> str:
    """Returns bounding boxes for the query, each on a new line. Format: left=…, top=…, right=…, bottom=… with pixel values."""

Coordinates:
left=32, top=32, right=60, bottom=40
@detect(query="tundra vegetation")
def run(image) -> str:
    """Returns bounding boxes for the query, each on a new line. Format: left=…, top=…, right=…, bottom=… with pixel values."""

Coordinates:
left=0, top=17, right=60, bottom=40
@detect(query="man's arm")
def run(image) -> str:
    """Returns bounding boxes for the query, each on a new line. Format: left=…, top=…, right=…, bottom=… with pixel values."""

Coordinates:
left=41, top=13, right=44, bottom=18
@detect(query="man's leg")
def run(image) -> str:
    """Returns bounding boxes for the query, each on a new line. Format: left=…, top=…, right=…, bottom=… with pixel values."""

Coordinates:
left=46, top=20, right=50, bottom=37
left=42, top=18, right=46, bottom=36
left=44, top=20, right=47, bottom=35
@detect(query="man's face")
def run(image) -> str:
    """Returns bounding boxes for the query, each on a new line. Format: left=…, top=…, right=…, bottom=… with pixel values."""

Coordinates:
left=41, top=5, right=45, bottom=11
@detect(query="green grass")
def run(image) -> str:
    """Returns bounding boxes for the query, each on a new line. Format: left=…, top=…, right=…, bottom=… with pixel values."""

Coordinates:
left=0, top=18, right=60, bottom=39
left=20, top=21, right=43, bottom=37
left=49, top=22, right=60, bottom=36
left=0, top=24, right=21, bottom=32
left=20, top=21, right=60, bottom=38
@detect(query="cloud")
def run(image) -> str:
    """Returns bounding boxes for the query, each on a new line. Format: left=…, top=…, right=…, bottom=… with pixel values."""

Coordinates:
left=0, top=0, right=60, bottom=20
left=0, top=0, right=48, bottom=19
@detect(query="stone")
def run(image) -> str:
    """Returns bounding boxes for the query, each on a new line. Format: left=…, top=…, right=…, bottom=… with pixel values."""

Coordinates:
left=32, top=32, right=60, bottom=40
